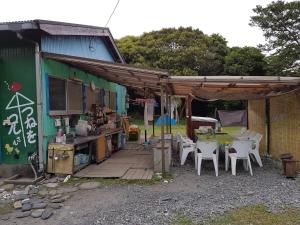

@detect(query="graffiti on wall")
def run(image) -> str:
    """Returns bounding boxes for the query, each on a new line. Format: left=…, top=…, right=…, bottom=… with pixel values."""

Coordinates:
left=3, top=81, right=37, bottom=156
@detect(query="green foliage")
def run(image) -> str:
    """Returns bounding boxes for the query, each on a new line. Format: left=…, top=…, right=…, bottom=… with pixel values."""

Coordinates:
left=250, top=1, right=300, bottom=75
left=224, top=47, right=267, bottom=75
left=117, top=27, right=229, bottom=76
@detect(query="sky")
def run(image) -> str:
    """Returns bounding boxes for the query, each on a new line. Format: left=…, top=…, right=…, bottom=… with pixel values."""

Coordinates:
left=0, top=0, right=276, bottom=47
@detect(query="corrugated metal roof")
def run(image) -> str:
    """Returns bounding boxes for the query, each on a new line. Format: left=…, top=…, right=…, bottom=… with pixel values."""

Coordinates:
left=0, top=19, right=124, bottom=63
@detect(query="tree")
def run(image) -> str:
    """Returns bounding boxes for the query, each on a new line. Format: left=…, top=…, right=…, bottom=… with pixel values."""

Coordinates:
left=250, top=1, right=300, bottom=75
left=116, top=27, right=229, bottom=76
left=224, top=47, right=267, bottom=75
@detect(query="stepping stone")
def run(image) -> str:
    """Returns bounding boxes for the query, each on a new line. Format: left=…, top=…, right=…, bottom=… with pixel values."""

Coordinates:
left=41, top=209, right=53, bottom=220
left=32, top=202, right=47, bottom=209
left=1, top=184, right=15, bottom=191
left=49, top=190, right=57, bottom=196
left=58, top=186, right=78, bottom=193
left=50, top=194, right=62, bottom=200
left=16, top=211, right=31, bottom=218
left=21, top=203, right=32, bottom=212
left=38, top=190, right=48, bottom=197
left=79, top=182, right=100, bottom=190
left=31, top=209, right=45, bottom=218
left=44, top=183, right=58, bottom=188
left=13, top=200, right=22, bottom=209
left=49, top=203, right=63, bottom=209
left=21, top=198, right=31, bottom=205
left=14, top=194, right=29, bottom=201
left=51, top=198, right=65, bottom=203
left=0, top=215, right=9, bottom=221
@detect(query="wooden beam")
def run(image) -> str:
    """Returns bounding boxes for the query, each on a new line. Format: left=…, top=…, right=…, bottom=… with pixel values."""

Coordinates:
left=160, top=85, right=165, bottom=174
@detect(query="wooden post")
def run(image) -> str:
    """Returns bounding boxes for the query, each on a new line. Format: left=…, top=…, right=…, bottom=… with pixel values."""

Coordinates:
left=187, top=94, right=193, bottom=139
left=160, top=86, right=165, bottom=174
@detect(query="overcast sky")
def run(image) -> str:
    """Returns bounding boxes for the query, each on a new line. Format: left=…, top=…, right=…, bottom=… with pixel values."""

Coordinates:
left=1, top=0, right=276, bottom=47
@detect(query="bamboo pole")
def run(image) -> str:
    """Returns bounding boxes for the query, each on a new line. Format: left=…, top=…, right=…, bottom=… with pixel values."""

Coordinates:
left=160, top=85, right=165, bottom=174
left=169, top=95, right=172, bottom=134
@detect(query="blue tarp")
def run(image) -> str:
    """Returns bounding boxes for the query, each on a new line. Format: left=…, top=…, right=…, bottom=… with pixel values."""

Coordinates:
left=155, top=115, right=177, bottom=125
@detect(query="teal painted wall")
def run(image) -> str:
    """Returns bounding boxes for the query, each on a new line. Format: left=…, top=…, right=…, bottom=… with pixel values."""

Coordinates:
left=41, top=59, right=127, bottom=162
left=0, top=45, right=38, bottom=164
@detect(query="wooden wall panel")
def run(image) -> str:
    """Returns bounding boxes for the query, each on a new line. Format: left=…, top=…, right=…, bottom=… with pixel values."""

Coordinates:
left=269, top=93, right=300, bottom=168
left=248, top=99, right=267, bottom=154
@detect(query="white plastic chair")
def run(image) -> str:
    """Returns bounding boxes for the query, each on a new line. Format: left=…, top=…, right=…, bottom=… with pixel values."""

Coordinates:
left=229, top=140, right=253, bottom=176
left=196, top=141, right=219, bottom=176
left=179, top=135, right=196, bottom=166
left=249, top=133, right=263, bottom=167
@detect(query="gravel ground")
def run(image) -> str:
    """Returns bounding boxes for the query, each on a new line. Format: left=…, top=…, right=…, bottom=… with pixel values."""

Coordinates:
left=2, top=158, right=300, bottom=225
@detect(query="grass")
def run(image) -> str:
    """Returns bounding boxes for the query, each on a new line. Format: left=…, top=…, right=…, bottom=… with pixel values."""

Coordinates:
left=130, top=118, right=243, bottom=137
left=208, top=205, right=300, bottom=225
left=170, top=205, right=300, bottom=225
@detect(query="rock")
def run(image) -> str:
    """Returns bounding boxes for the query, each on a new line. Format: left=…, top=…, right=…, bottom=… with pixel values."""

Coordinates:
left=38, top=190, right=48, bottom=197
left=21, top=198, right=31, bottom=205
left=0, top=215, right=9, bottom=221
left=49, top=190, right=57, bottom=196
left=24, top=185, right=33, bottom=194
left=31, top=209, right=45, bottom=218
left=51, top=198, right=65, bottom=203
left=49, top=203, right=63, bottom=209
left=41, top=209, right=53, bottom=220
left=14, top=194, right=29, bottom=201
left=32, top=202, right=47, bottom=209
left=50, top=194, right=62, bottom=200
left=58, top=186, right=78, bottom=193
left=28, top=187, right=39, bottom=195
left=44, top=183, right=58, bottom=188
left=78, top=182, right=100, bottom=190
left=0, top=181, right=4, bottom=186
left=21, top=203, right=32, bottom=212
left=0, top=188, right=5, bottom=193
left=1, top=184, right=15, bottom=191
left=16, top=211, right=31, bottom=218
left=13, top=200, right=22, bottom=209
left=13, top=190, right=27, bottom=196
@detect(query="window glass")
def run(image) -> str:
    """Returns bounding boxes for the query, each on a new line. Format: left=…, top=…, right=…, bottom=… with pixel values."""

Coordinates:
left=67, top=80, right=82, bottom=114
left=49, top=76, right=66, bottom=112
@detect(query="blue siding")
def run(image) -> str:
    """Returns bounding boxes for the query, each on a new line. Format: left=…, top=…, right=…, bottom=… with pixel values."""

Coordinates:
left=116, top=84, right=127, bottom=115
left=41, top=35, right=114, bottom=62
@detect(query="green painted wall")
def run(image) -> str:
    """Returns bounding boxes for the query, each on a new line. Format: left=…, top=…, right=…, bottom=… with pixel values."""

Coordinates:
left=0, top=45, right=38, bottom=164
left=41, top=59, right=127, bottom=162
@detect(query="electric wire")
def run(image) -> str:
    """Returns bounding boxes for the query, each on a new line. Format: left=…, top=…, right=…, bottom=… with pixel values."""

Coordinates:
left=105, top=0, right=121, bottom=27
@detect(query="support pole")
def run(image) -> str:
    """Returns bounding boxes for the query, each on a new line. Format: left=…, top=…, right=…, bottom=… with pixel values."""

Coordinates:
left=152, top=119, right=155, bottom=136
left=160, top=86, right=165, bottom=174
left=169, top=95, right=172, bottom=134
left=165, top=92, right=169, bottom=133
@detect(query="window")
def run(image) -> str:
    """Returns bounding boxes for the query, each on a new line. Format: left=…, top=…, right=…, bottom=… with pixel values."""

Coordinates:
left=48, top=76, right=67, bottom=115
left=67, top=80, right=83, bottom=114
left=104, top=90, right=110, bottom=108
left=109, top=91, right=117, bottom=110
left=48, top=76, right=83, bottom=115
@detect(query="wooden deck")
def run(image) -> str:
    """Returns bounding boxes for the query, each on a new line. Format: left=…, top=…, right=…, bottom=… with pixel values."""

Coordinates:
left=75, top=143, right=154, bottom=180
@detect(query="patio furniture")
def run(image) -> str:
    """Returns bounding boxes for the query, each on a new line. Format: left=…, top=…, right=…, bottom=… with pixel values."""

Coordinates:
left=229, top=140, right=253, bottom=176
left=196, top=141, right=219, bottom=176
left=249, top=133, right=263, bottom=167
left=178, top=134, right=196, bottom=166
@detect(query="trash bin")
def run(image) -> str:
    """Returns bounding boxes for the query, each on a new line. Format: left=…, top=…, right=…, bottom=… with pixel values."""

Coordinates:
left=284, top=159, right=299, bottom=178
left=280, top=153, right=293, bottom=175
